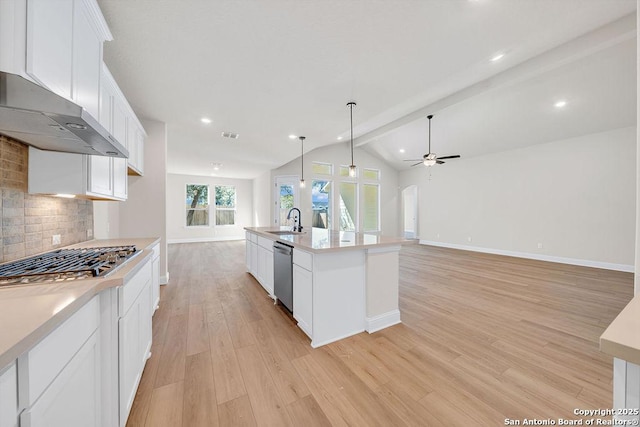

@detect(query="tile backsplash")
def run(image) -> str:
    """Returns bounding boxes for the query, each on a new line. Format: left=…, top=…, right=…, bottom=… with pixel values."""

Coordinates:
left=0, top=135, right=93, bottom=263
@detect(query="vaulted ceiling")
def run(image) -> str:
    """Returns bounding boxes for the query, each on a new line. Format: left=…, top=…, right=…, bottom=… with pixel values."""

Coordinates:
left=98, top=0, right=637, bottom=179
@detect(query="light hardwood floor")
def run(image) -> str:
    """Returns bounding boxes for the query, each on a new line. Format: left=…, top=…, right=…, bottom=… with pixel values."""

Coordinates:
left=126, top=241, right=634, bottom=426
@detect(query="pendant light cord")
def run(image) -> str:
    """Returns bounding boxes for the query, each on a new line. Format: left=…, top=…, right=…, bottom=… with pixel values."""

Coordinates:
left=427, top=114, right=432, bottom=154
left=299, top=136, right=305, bottom=180
left=350, top=103, right=354, bottom=165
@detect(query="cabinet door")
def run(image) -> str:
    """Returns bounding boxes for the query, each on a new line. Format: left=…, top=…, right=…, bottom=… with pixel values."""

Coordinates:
left=245, top=239, right=251, bottom=272
left=112, top=99, right=128, bottom=148
left=264, top=250, right=274, bottom=295
left=26, top=0, right=74, bottom=99
left=98, top=76, right=113, bottom=131
left=21, top=332, right=101, bottom=427
left=72, top=0, right=101, bottom=119
left=293, top=265, right=313, bottom=338
left=136, top=130, right=144, bottom=175
left=126, top=118, right=137, bottom=170
left=151, top=254, right=160, bottom=313
left=250, top=242, right=258, bottom=277
left=88, top=155, right=112, bottom=197
left=112, top=157, right=127, bottom=200
left=257, top=246, right=266, bottom=287
left=0, top=363, right=17, bottom=427
left=119, top=279, right=152, bottom=427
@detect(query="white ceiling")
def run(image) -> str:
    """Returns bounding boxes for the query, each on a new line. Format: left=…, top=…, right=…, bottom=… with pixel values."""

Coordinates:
left=97, top=0, right=637, bottom=179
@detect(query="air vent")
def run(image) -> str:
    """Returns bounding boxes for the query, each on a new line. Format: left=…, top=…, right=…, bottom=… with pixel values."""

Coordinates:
left=221, top=132, right=239, bottom=139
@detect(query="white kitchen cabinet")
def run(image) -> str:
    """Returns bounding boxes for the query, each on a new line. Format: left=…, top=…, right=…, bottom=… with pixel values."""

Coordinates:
left=20, top=331, right=101, bottom=427
left=250, top=241, right=258, bottom=277
left=18, top=295, right=101, bottom=427
left=245, top=232, right=252, bottom=272
left=293, top=263, right=313, bottom=338
left=151, top=243, right=160, bottom=312
left=245, top=232, right=275, bottom=296
left=72, top=0, right=102, bottom=119
left=0, top=363, right=17, bottom=427
left=29, top=146, right=127, bottom=201
left=25, top=0, right=74, bottom=100
left=257, top=245, right=274, bottom=295
left=118, top=262, right=152, bottom=427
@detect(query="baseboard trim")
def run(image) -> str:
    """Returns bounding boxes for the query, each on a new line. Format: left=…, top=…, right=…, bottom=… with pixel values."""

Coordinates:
left=160, top=272, right=169, bottom=285
left=419, top=240, right=634, bottom=273
left=366, top=310, right=402, bottom=333
left=168, top=236, right=244, bottom=244
left=311, top=328, right=366, bottom=348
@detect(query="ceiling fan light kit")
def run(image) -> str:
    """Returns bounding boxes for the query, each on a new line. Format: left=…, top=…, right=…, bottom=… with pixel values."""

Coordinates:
left=347, top=101, right=357, bottom=177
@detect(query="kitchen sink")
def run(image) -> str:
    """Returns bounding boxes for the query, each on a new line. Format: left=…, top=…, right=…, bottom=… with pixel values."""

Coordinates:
left=267, top=230, right=306, bottom=235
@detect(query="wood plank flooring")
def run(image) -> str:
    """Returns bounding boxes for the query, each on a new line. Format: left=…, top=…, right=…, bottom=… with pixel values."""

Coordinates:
left=126, top=241, right=634, bottom=426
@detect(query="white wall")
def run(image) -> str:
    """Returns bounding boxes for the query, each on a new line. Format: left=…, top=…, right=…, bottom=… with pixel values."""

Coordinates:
left=252, top=170, right=271, bottom=227
left=400, top=126, right=636, bottom=270
left=167, top=174, right=252, bottom=243
left=269, top=143, right=399, bottom=236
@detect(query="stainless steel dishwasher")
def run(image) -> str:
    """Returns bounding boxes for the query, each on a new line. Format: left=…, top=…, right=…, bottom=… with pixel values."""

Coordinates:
left=273, top=242, right=293, bottom=312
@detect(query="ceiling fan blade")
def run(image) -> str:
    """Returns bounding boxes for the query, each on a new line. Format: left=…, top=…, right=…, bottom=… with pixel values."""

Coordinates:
left=403, top=159, right=424, bottom=162
left=436, top=155, right=461, bottom=160
left=410, top=162, right=422, bottom=167
left=436, top=160, right=445, bottom=164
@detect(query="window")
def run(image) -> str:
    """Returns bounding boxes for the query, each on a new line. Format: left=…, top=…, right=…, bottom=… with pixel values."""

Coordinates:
left=186, top=184, right=209, bottom=227
left=215, top=185, right=236, bottom=225
left=363, top=168, right=380, bottom=180
left=362, top=184, right=379, bottom=232
left=312, top=180, right=331, bottom=229
left=312, top=162, right=333, bottom=175
left=339, top=182, right=357, bottom=231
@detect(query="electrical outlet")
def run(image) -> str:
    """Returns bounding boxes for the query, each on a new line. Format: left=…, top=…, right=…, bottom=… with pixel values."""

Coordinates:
left=537, top=243, right=543, bottom=249
left=436, top=233, right=440, bottom=239
left=467, top=236, right=472, bottom=243
left=52, top=234, right=61, bottom=245
left=87, top=229, right=93, bottom=238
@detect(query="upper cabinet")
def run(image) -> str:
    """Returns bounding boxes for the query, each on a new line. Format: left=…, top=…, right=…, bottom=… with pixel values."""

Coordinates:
left=2, top=0, right=147, bottom=200
left=25, top=0, right=110, bottom=119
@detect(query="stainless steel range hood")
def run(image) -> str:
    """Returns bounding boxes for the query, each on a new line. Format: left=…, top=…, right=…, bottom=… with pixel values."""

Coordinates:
left=0, top=71, right=128, bottom=158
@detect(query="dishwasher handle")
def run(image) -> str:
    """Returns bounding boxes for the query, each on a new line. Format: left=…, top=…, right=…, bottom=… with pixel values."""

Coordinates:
left=273, top=242, right=293, bottom=254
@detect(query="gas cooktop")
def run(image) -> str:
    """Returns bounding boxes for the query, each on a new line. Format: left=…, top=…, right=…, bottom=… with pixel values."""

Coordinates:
left=0, top=245, right=138, bottom=287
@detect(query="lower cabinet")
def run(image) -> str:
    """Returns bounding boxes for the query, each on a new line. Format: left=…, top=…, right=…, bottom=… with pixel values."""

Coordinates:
left=18, top=296, right=101, bottom=427
left=118, top=263, right=152, bottom=426
left=0, top=363, right=17, bottom=427
left=20, top=331, right=101, bottom=427
left=151, top=243, right=160, bottom=312
left=245, top=232, right=274, bottom=296
left=293, top=264, right=313, bottom=338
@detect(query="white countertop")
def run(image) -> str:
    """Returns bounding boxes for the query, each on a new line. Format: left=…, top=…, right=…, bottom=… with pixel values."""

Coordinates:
left=600, top=295, right=640, bottom=366
left=0, top=238, right=160, bottom=370
left=244, top=227, right=414, bottom=253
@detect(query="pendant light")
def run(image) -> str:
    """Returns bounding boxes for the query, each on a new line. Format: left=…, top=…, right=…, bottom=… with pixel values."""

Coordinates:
left=299, top=136, right=306, bottom=188
left=347, top=101, right=357, bottom=177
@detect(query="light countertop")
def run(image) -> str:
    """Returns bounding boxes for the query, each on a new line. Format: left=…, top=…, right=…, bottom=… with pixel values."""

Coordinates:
left=244, top=227, right=414, bottom=253
left=0, top=237, right=160, bottom=371
left=600, top=295, right=640, bottom=366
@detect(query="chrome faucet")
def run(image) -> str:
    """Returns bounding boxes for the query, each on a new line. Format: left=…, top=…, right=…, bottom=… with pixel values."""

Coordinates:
left=286, top=208, right=303, bottom=232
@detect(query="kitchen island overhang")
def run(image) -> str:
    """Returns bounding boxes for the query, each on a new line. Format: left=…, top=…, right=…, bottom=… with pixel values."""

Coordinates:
left=244, top=226, right=413, bottom=347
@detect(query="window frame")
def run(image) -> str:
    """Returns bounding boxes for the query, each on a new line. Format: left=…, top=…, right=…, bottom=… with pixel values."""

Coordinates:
left=185, top=183, right=210, bottom=228
left=214, top=185, right=237, bottom=226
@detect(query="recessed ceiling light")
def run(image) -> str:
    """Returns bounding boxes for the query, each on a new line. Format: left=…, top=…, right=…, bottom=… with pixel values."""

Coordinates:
left=221, top=132, right=239, bottom=139
left=337, top=136, right=343, bottom=140
left=289, top=134, right=297, bottom=139
left=211, top=162, right=222, bottom=170
left=399, top=149, right=405, bottom=153
left=491, top=53, right=504, bottom=62
left=554, top=100, right=567, bottom=108
left=201, top=117, right=212, bottom=124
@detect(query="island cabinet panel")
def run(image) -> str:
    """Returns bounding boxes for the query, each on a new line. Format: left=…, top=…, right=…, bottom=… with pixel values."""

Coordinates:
left=293, top=263, right=313, bottom=338
left=0, top=363, right=17, bottom=427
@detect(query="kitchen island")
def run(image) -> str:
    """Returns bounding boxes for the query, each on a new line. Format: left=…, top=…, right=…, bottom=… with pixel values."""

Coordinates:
left=245, top=226, right=412, bottom=348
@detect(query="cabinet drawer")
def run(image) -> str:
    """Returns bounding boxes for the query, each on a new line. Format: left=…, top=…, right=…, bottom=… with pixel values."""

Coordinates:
left=293, top=249, right=312, bottom=271
left=18, top=295, right=99, bottom=408
left=247, top=232, right=257, bottom=243
left=119, top=260, right=152, bottom=316
left=257, top=236, right=273, bottom=251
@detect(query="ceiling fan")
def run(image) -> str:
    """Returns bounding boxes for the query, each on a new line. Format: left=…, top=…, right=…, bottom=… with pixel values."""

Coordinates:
left=404, top=114, right=460, bottom=167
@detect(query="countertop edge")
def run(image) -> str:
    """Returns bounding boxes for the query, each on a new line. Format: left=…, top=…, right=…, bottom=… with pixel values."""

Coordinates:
left=600, top=295, right=640, bottom=366
left=0, top=238, right=160, bottom=371
left=244, top=227, right=413, bottom=253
